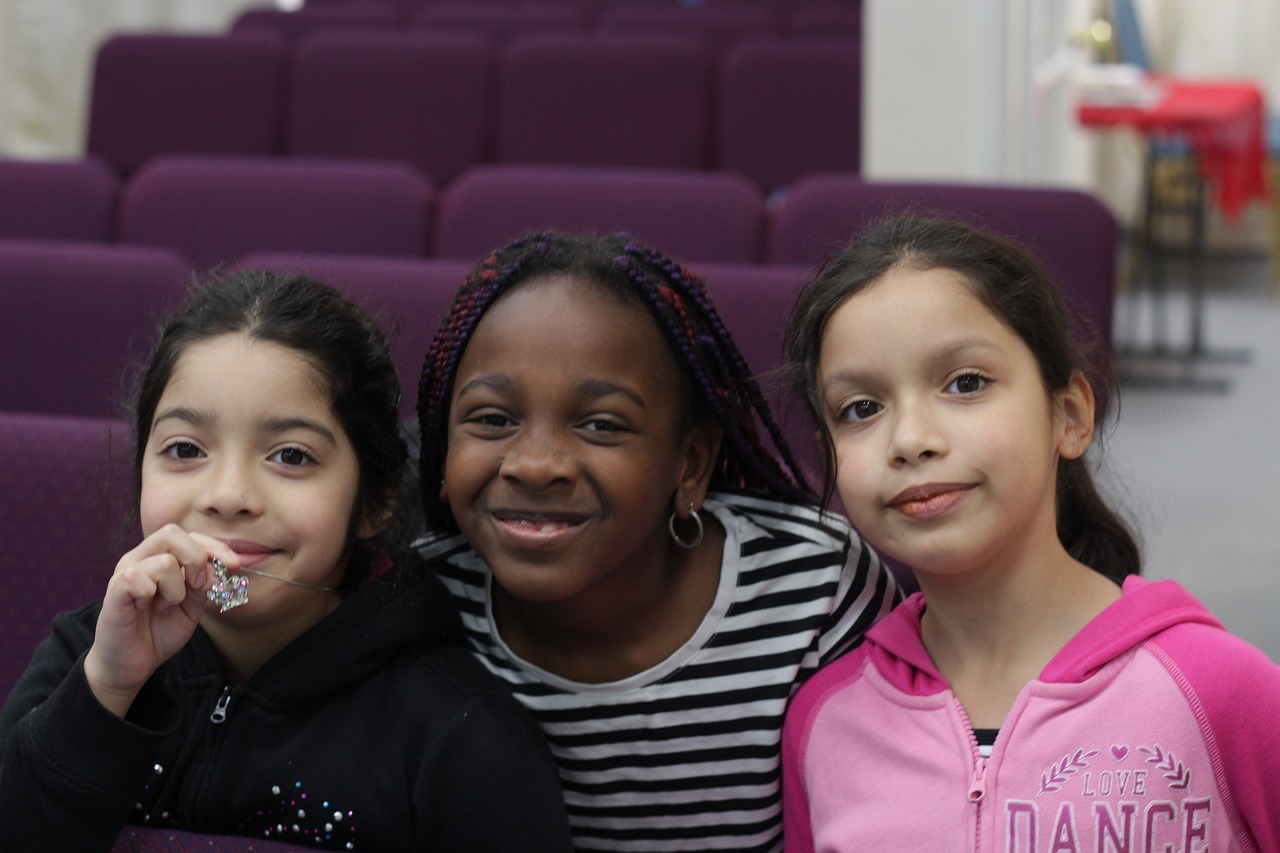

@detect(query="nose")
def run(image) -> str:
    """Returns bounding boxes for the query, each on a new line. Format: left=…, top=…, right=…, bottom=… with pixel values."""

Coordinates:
left=200, top=455, right=265, bottom=519
left=888, top=398, right=947, bottom=466
left=498, top=426, right=576, bottom=489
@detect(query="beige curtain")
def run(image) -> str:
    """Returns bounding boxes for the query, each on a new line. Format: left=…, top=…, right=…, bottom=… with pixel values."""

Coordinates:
left=0, top=0, right=261, bottom=157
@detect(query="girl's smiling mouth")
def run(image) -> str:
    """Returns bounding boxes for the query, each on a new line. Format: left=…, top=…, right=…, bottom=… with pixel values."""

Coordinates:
left=491, top=511, right=590, bottom=547
left=886, top=484, right=975, bottom=520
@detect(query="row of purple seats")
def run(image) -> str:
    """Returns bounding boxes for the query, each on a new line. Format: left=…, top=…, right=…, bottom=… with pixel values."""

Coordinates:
left=232, top=0, right=859, bottom=44
left=85, top=31, right=860, bottom=189
left=0, top=156, right=1118, bottom=303
left=2, top=173, right=1117, bottom=460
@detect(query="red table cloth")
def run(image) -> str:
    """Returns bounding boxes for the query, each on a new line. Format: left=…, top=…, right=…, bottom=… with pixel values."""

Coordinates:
left=1078, top=77, right=1269, bottom=221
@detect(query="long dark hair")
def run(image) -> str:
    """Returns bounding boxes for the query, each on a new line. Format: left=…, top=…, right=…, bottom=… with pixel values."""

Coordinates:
left=131, top=268, right=407, bottom=590
left=783, top=215, right=1140, bottom=583
left=417, top=230, right=814, bottom=533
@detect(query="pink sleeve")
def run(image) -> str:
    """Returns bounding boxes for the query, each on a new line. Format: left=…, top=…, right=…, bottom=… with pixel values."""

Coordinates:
left=1148, top=624, right=1280, bottom=852
left=781, top=646, right=873, bottom=853
left=781, top=697, right=816, bottom=853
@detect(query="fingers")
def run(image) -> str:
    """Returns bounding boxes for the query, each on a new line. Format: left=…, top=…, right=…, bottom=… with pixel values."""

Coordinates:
left=111, top=524, right=240, bottom=606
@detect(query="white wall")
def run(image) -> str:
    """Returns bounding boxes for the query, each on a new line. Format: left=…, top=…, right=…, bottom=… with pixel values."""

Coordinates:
left=863, top=0, right=1277, bottom=246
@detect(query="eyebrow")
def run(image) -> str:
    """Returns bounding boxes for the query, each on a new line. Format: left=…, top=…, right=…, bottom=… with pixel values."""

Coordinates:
left=822, top=336, right=1005, bottom=393
left=151, top=407, right=338, bottom=445
left=457, top=374, right=647, bottom=409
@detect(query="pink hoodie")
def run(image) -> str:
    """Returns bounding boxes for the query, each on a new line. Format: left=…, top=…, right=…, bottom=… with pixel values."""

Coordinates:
left=782, top=576, right=1280, bottom=852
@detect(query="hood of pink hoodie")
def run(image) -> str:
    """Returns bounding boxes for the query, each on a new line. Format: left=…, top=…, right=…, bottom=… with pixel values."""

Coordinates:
left=865, top=576, right=1224, bottom=695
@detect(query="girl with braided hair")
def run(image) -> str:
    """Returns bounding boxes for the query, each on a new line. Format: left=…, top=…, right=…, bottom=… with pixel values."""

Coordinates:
left=413, top=231, right=899, bottom=851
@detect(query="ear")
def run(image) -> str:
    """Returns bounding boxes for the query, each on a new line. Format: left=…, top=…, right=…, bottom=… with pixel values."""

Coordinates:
left=673, top=420, right=723, bottom=514
left=1055, top=370, right=1095, bottom=461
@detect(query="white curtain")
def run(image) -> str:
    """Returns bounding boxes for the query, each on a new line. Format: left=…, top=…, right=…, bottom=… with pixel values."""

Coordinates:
left=0, top=0, right=262, bottom=157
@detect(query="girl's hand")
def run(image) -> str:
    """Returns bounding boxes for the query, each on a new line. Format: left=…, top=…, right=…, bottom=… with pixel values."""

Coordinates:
left=83, top=525, right=239, bottom=718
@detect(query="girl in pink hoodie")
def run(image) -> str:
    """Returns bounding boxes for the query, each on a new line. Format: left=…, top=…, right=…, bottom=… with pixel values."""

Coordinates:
left=780, top=215, right=1280, bottom=852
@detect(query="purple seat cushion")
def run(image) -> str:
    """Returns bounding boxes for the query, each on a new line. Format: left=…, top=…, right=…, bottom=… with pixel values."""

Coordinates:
left=112, top=825, right=308, bottom=852
left=118, top=156, right=436, bottom=270
left=286, top=32, right=495, bottom=184
left=86, top=34, right=287, bottom=175
left=0, top=412, right=133, bottom=703
left=766, top=175, right=1119, bottom=352
left=495, top=33, right=713, bottom=169
left=435, top=164, right=765, bottom=263
left=0, top=240, right=190, bottom=417
left=716, top=38, right=862, bottom=190
left=0, top=157, right=120, bottom=242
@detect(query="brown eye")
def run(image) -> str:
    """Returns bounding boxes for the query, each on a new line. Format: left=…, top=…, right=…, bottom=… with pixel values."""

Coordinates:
left=947, top=373, right=988, bottom=395
left=271, top=446, right=314, bottom=467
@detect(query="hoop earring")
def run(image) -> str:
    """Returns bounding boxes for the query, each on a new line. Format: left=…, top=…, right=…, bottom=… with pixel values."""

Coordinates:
left=668, top=502, right=704, bottom=549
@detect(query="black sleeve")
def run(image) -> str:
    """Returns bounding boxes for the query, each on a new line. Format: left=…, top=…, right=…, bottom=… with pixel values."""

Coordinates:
left=0, top=606, right=182, bottom=853
left=415, top=692, right=575, bottom=852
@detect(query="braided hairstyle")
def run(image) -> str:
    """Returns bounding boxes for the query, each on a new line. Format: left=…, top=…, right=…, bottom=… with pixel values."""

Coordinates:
left=417, top=231, right=814, bottom=533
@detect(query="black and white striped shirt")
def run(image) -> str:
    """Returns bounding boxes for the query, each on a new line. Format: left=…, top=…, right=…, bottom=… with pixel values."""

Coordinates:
left=415, top=492, right=899, bottom=852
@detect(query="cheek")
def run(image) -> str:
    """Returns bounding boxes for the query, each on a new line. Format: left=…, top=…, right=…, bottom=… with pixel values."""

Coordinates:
left=138, top=476, right=181, bottom=537
left=831, top=437, right=878, bottom=505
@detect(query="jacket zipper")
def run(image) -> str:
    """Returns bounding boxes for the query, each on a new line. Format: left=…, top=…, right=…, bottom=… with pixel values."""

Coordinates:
left=955, top=699, right=987, bottom=850
left=210, top=686, right=232, bottom=724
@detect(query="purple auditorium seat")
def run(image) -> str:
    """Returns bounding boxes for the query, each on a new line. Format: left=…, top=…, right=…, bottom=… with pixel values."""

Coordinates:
left=595, top=3, right=780, bottom=51
left=0, top=240, right=190, bottom=417
left=716, top=38, right=862, bottom=192
left=786, top=3, right=862, bottom=38
left=435, top=164, right=765, bottom=263
left=229, top=5, right=402, bottom=41
left=234, top=251, right=473, bottom=413
left=86, top=34, right=287, bottom=175
left=111, top=825, right=308, bottom=852
left=118, top=156, right=435, bottom=271
left=695, top=261, right=821, bottom=485
left=0, top=157, right=120, bottom=242
left=0, top=412, right=133, bottom=703
left=495, top=33, right=713, bottom=169
left=285, top=32, right=494, bottom=185
left=767, top=174, right=1120, bottom=358
left=409, top=1, right=588, bottom=40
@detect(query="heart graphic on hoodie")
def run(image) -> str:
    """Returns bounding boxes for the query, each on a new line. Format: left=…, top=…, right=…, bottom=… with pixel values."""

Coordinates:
left=1111, top=745, right=1129, bottom=761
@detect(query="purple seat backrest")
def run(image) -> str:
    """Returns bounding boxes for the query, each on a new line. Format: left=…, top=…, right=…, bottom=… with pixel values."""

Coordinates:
left=766, top=175, right=1120, bottom=353
left=409, top=1, right=589, bottom=40
left=436, top=164, right=764, bottom=263
left=285, top=32, right=495, bottom=185
left=229, top=5, right=401, bottom=41
left=495, top=33, right=713, bottom=169
left=596, top=4, right=781, bottom=51
left=786, top=4, right=863, bottom=38
left=0, top=157, right=120, bottom=242
left=118, top=156, right=436, bottom=271
left=234, top=251, right=473, bottom=414
left=0, top=240, right=190, bottom=417
left=716, top=38, right=862, bottom=191
left=86, top=34, right=288, bottom=175
left=0, top=412, right=133, bottom=703
left=112, top=825, right=309, bottom=852
left=695, top=261, right=822, bottom=486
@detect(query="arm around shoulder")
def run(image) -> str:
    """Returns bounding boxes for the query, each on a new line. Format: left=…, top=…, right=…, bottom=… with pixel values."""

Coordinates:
left=414, top=689, right=574, bottom=851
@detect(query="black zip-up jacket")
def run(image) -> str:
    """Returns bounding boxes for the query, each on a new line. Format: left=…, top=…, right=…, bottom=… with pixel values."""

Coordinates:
left=0, top=556, right=573, bottom=852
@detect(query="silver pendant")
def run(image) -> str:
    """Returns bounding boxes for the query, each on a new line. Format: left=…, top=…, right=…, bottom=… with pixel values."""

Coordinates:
left=206, top=557, right=249, bottom=613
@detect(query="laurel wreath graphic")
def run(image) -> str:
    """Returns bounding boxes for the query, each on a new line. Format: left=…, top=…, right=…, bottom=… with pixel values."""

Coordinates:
left=1138, top=744, right=1191, bottom=789
left=1038, top=748, right=1100, bottom=796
